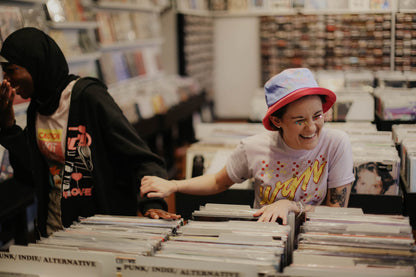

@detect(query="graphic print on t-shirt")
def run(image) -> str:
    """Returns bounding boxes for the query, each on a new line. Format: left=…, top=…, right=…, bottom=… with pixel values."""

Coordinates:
left=258, top=155, right=327, bottom=205
left=37, top=128, right=65, bottom=163
left=62, top=124, right=94, bottom=199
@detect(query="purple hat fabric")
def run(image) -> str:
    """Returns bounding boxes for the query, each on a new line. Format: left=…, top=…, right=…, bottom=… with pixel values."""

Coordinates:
left=262, top=68, right=336, bottom=130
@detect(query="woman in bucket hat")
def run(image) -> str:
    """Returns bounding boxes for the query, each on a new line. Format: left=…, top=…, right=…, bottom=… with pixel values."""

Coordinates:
left=141, top=68, right=355, bottom=224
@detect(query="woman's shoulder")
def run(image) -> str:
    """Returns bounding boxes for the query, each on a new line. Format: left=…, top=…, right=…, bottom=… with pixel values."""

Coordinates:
left=239, top=131, right=280, bottom=152
left=72, top=77, right=114, bottom=106
left=321, top=127, right=351, bottom=150
left=73, top=77, right=108, bottom=97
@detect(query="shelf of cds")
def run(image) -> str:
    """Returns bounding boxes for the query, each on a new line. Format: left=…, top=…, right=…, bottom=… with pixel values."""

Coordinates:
left=176, top=0, right=397, bottom=15
left=93, top=1, right=164, bottom=13
left=177, top=13, right=214, bottom=99
left=0, top=0, right=168, bottom=83
left=91, top=0, right=165, bottom=88
left=1, top=0, right=47, bottom=5
left=0, top=2, right=47, bottom=45
left=260, top=12, right=395, bottom=82
left=43, top=0, right=102, bottom=78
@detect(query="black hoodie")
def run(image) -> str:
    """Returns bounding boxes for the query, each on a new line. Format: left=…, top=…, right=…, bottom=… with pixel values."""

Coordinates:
left=0, top=28, right=168, bottom=237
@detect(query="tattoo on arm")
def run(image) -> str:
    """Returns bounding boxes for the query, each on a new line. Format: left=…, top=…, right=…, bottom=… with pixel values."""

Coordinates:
left=329, top=187, right=347, bottom=207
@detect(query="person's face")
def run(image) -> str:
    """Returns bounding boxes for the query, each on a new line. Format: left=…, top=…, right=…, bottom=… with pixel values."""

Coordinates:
left=1, top=63, right=34, bottom=99
left=270, top=95, right=324, bottom=150
left=355, top=169, right=383, bottom=194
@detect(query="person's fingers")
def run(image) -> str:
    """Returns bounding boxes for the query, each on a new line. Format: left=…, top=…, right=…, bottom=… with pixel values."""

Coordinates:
left=145, top=209, right=181, bottom=220
left=281, top=215, right=287, bottom=225
left=146, top=210, right=159, bottom=219
left=0, top=84, right=8, bottom=104
left=258, top=212, right=270, bottom=222
left=8, top=88, right=15, bottom=106
left=0, top=84, right=15, bottom=112
left=252, top=206, right=265, bottom=217
left=158, top=211, right=181, bottom=220
left=146, top=191, right=164, bottom=198
left=140, top=183, right=157, bottom=197
left=139, top=185, right=151, bottom=197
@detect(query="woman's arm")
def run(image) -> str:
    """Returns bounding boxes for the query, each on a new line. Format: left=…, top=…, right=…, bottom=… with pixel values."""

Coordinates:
left=140, top=166, right=235, bottom=198
left=326, top=182, right=352, bottom=207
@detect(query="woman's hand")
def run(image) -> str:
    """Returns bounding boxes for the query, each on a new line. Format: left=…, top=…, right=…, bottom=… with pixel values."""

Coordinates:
left=252, top=199, right=297, bottom=224
left=140, top=176, right=177, bottom=198
left=0, top=79, right=16, bottom=129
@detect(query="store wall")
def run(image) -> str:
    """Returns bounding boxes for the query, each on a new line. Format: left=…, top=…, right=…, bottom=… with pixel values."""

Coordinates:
left=160, top=9, right=178, bottom=75
left=213, top=16, right=261, bottom=119
left=161, top=13, right=262, bottom=120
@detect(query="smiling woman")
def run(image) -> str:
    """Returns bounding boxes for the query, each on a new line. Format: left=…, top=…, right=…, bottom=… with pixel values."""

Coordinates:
left=140, top=68, right=355, bottom=224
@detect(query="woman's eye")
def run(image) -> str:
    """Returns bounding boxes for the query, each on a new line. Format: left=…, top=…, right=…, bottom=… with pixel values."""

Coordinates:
left=313, top=114, right=323, bottom=121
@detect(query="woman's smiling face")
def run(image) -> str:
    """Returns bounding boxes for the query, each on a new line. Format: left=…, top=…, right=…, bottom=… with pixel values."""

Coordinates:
left=271, top=95, right=324, bottom=150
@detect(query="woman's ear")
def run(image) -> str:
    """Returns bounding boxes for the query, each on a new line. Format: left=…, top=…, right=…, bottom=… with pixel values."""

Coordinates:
left=270, top=116, right=281, bottom=129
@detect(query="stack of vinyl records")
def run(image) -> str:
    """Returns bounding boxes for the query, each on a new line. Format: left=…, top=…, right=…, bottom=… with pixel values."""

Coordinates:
left=32, top=215, right=183, bottom=256
left=373, top=87, right=416, bottom=121
left=283, top=206, right=416, bottom=276
left=155, top=217, right=292, bottom=275
left=191, top=203, right=258, bottom=221
left=392, top=124, right=416, bottom=192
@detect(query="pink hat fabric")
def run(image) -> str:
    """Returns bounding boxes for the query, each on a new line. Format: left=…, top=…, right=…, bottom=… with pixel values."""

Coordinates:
left=262, top=68, right=336, bottom=131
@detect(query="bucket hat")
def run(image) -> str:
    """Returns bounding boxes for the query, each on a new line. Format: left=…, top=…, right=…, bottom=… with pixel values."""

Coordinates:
left=262, top=68, right=336, bottom=131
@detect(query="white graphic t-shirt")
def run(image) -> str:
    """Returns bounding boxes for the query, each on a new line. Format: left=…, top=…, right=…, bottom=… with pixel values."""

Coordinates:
left=226, top=128, right=355, bottom=209
left=36, top=80, right=75, bottom=235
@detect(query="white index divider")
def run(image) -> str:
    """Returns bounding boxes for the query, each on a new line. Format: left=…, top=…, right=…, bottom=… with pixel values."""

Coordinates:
left=204, top=203, right=252, bottom=210
left=3, top=244, right=259, bottom=277
left=2, top=245, right=107, bottom=277
left=121, top=255, right=258, bottom=277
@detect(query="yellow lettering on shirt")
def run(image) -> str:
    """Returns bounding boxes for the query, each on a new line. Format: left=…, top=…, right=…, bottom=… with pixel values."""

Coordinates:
left=38, top=128, right=62, bottom=142
left=259, top=160, right=327, bottom=205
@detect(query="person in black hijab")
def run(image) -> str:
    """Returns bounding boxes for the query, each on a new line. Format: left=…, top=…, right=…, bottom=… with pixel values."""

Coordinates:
left=0, top=27, right=179, bottom=238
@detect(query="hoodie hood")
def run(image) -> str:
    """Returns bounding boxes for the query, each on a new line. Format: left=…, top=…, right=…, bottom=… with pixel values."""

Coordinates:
left=0, top=27, right=78, bottom=115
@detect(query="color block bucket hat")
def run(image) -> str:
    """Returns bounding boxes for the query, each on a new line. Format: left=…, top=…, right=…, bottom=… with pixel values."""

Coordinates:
left=262, top=68, right=336, bottom=131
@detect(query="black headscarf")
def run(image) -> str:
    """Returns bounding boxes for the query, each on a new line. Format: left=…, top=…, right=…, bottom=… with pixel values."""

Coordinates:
left=0, top=27, right=78, bottom=115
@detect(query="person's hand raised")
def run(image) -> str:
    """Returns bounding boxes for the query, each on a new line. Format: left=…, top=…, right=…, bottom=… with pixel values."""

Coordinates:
left=0, top=79, right=16, bottom=129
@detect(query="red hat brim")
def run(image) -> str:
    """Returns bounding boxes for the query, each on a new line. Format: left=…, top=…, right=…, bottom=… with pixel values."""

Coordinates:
left=262, top=87, right=336, bottom=131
